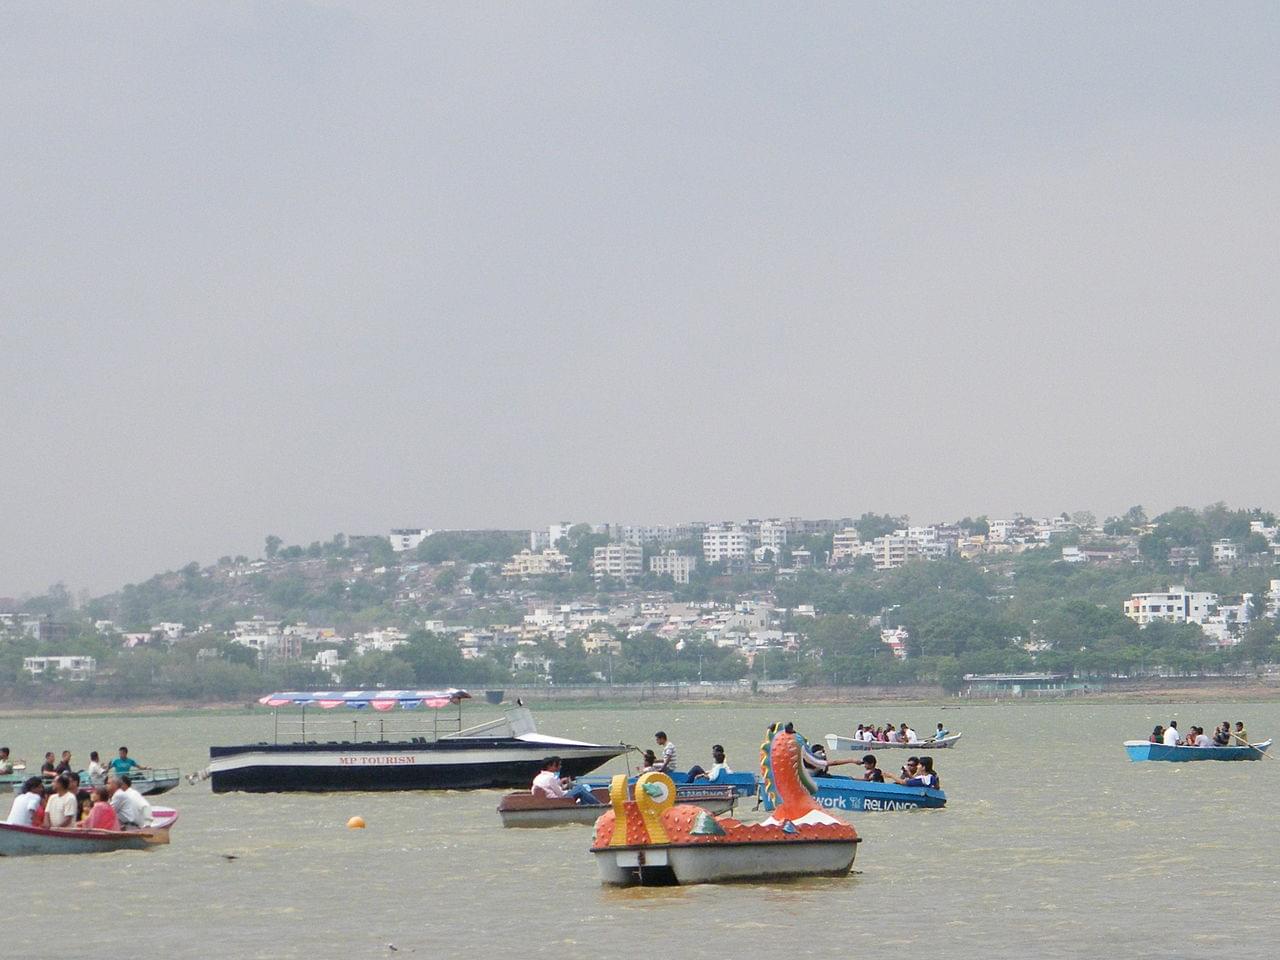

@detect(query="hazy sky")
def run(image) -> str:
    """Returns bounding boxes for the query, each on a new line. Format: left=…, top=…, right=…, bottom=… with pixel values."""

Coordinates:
left=2, top=3, right=1278, bottom=597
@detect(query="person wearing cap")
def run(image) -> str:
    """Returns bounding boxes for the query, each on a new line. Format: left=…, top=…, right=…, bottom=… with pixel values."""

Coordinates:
left=859, top=754, right=885, bottom=783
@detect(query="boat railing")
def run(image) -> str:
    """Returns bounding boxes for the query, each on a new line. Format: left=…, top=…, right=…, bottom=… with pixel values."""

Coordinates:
left=272, top=711, right=466, bottom=744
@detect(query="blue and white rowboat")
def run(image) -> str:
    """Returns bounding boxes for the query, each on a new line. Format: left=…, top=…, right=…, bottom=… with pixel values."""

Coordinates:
left=1123, top=739, right=1271, bottom=762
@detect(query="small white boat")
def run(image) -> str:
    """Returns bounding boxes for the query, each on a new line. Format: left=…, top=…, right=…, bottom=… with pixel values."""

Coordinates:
left=0, top=807, right=178, bottom=857
left=825, top=732, right=962, bottom=752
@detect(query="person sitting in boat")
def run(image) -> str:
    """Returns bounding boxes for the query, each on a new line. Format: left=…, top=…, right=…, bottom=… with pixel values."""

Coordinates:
left=5, top=777, right=45, bottom=826
left=885, top=725, right=901, bottom=743
left=898, top=756, right=920, bottom=780
left=55, top=750, right=74, bottom=776
left=1232, top=721, right=1249, bottom=746
left=87, top=751, right=107, bottom=785
left=1162, top=721, right=1182, bottom=746
left=1149, top=725, right=1164, bottom=743
left=107, top=775, right=153, bottom=829
left=80, top=786, right=119, bottom=830
left=653, top=732, right=677, bottom=773
left=40, top=752, right=57, bottom=778
left=688, top=744, right=732, bottom=782
left=43, top=775, right=78, bottom=828
left=531, top=757, right=603, bottom=806
left=638, top=750, right=659, bottom=773
left=933, top=723, right=948, bottom=741
left=859, top=754, right=885, bottom=783
left=108, top=746, right=147, bottom=780
left=888, top=756, right=939, bottom=788
left=1212, top=722, right=1231, bottom=746
left=801, top=740, right=862, bottom=779
left=900, top=723, right=919, bottom=744
left=1193, top=727, right=1212, bottom=747
left=0, top=747, right=12, bottom=775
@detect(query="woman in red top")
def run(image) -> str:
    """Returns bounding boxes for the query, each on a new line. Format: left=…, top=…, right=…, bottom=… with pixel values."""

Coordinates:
left=81, top=786, right=119, bottom=830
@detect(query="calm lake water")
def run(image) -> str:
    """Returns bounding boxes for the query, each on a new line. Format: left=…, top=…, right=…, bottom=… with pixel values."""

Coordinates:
left=4, top=699, right=1279, bottom=959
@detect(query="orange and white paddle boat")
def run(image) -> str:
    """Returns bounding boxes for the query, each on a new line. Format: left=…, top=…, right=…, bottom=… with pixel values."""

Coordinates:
left=591, top=722, right=859, bottom=885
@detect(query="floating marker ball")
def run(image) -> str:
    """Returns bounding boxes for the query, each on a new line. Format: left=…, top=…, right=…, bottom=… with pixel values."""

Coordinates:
left=347, top=816, right=366, bottom=829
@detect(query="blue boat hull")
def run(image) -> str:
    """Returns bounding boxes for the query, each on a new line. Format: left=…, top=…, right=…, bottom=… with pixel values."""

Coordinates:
left=581, top=770, right=758, bottom=799
left=759, top=775, right=946, bottom=812
left=1123, top=739, right=1271, bottom=762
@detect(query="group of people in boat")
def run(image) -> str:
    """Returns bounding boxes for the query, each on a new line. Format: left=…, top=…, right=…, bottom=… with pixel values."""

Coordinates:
left=849, top=721, right=948, bottom=744
left=1149, top=720, right=1250, bottom=748
left=2, top=746, right=155, bottom=832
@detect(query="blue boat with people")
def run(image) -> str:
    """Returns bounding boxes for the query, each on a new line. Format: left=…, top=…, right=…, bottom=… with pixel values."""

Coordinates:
left=1123, top=739, right=1271, bottom=762
left=759, top=775, right=946, bottom=812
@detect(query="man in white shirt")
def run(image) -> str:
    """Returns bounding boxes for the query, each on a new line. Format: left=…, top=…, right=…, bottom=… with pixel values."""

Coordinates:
left=43, top=775, right=78, bottom=828
left=108, top=775, right=153, bottom=829
left=1163, top=722, right=1182, bottom=746
left=902, top=724, right=919, bottom=744
left=1193, top=727, right=1212, bottom=747
left=654, top=732, right=677, bottom=773
left=530, top=757, right=602, bottom=805
left=5, top=778, right=44, bottom=826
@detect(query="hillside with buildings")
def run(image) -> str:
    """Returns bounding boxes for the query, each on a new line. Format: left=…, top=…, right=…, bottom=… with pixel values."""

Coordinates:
left=3, top=504, right=1279, bottom=704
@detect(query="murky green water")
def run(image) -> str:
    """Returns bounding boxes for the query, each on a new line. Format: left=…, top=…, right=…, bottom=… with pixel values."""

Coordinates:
left=3, top=700, right=1278, bottom=959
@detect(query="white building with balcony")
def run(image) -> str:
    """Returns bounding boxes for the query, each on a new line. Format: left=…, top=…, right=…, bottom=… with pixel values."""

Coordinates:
left=649, top=551, right=697, bottom=584
left=703, top=526, right=750, bottom=563
left=592, top=543, right=643, bottom=583
left=1123, top=586, right=1219, bottom=625
left=23, top=655, right=96, bottom=681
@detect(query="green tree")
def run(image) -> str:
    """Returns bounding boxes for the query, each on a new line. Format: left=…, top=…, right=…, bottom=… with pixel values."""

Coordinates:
left=265, top=535, right=283, bottom=560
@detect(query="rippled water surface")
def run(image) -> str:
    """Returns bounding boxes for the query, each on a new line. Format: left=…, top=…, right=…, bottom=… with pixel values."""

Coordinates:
left=5, top=700, right=1279, bottom=959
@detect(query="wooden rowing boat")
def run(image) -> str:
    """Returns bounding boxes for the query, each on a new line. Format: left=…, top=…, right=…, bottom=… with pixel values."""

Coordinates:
left=0, top=807, right=178, bottom=857
left=825, top=732, right=962, bottom=752
left=498, top=783, right=737, bottom=827
left=1123, top=739, right=1271, bottom=762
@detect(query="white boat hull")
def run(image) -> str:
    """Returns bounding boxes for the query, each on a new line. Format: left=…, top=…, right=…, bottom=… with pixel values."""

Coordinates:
left=825, top=733, right=962, bottom=752
left=594, top=839, right=858, bottom=885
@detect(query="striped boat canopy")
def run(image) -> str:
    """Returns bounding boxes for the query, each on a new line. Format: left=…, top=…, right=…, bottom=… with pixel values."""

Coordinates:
left=258, top=689, right=471, bottom=710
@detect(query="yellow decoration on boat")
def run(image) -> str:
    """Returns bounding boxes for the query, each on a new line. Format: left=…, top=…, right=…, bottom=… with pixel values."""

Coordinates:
left=607, top=774, right=631, bottom=846
left=633, top=772, right=673, bottom=846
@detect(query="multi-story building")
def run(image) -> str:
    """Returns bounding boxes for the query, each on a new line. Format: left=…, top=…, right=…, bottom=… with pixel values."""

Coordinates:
left=1168, top=546, right=1200, bottom=568
left=502, top=548, right=572, bottom=578
left=389, top=528, right=430, bottom=552
left=1212, top=539, right=1240, bottom=565
left=649, top=551, right=697, bottom=584
left=829, top=528, right=865, bottom=565
left=702, top=526, right=750, bottom=563
left=758, top=521, right=788, bottom=555
left=871, top=534, right=921, bottom=570
left=1123, top=586, right=1218, bottom=625
left=592, top=543, right=643, bottom=583
left=23, top=656, right=96, bottom=681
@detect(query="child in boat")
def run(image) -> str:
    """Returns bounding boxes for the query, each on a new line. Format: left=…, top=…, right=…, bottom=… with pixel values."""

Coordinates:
left=638, top=750, right=658, bottom=772
left=81, top=786, right=119, bottom=830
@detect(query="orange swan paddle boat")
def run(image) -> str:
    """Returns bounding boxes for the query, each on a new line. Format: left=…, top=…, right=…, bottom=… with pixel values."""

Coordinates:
left=591, top=721, right=860, bottom=885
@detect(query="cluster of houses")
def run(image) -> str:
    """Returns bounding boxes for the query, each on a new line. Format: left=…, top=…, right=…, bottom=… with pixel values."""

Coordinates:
left=1123, top=580, right=1280, bottom=647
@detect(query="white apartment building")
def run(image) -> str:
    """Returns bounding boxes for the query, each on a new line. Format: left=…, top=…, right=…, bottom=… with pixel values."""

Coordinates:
left=1123, top=586, right=1219, bottom=625
left=872, top=534, right=921, bottom=570
left=650, top=550, right=697, bottom=584
left=389, top=528, right=431, bottom=552
left=502, top=548, right=572, bottom=578
left=1211, top=539, right=1240, bottom=565
left=592, top=543, right=643, bottom=583
left=703, top=526, right=750, bottom=563
left=23, top=655, right=96, bottom=681
left=759, top=521, right=788, bottom=554
left=529, top=529, right=550, bottom=551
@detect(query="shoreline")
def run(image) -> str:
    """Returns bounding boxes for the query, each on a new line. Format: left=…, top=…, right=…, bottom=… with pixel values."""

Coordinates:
left=4, top=682, right=1280, bottom=718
